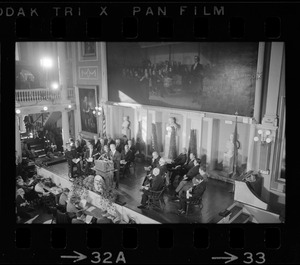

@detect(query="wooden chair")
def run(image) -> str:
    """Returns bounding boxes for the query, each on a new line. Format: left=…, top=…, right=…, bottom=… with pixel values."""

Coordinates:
left=185, top=186, right=206, bottom=216
left=147, top=186, right=167, bottom=210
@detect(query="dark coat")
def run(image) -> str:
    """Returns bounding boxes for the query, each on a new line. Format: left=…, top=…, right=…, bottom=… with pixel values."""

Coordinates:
left=150, top=173, right=165, bottom=191
left=109, top=150, right=121, bottom=170
left=186, top=165, right=200, bottom=181
left=121, top=149, right=134, bottom=163
left=190, top=180, right=207, bottom=198
left=65, top=149, right=77, bottom=165
left=174, top=153, right=187, bottom=166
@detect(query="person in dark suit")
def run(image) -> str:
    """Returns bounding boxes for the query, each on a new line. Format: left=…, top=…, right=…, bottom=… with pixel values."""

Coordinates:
left=109, top=144, right=121, bottom=189
left=65, top=142, right=78, bottom=180
left=77, top=134, right=86, bottom=149
left=190, top=55, right=204, bottom=103
left=115, top=138, right=123, bottom=154
left=142, top=151, right=161, bottom=186
left=120, top=145, right=134, bottom=178
left=127, top=140, right=136, bottom=156
left=174, top=159, right=202, bottom=197
left=106, top=135, right=115, bottom=147
left=168, top=147, right=188, bottom=181
left=177, top=173, right=207, bottom=215
left=144, top=151, right=161, bottom=172
left=137, top=167, right=165, bottom=209
left=171, top=152, right=196, bottom=186
left=92, top=135, right=101, bottom=153
left=83, top=141, right=97, bottom=175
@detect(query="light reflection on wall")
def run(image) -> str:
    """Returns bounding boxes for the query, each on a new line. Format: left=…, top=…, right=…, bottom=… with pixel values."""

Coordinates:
left=118, top=91, right=137, bottom=104
left=141, top=116, right=147, bottom=143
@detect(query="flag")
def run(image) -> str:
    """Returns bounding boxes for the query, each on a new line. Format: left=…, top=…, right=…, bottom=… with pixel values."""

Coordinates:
left=102, top=106, right=106, bottom=138
left=151, top=123, right=159, bottom=152
left=232, top=113, right=239, bottom=178
left=188, top=129, right=197, bottom=158
left=168, top=126, right=177, bottom=159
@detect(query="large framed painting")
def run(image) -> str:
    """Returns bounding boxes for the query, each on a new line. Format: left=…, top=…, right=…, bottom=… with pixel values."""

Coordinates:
left=77, top=86, right=98, bottom=134
left=79, top=42, right=98, bottom=61
left=106, top=42, right=259, bottom=117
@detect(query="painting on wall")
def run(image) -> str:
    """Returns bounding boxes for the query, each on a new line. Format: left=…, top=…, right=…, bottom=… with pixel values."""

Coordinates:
left=78, top=87, right=98, bottom=134
left=79, top=42, right=97, bottom=61
left=106, top=42, right=259, bottom=117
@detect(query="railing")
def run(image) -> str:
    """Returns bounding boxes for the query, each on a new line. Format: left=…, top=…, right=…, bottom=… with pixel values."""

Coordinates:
left=15, top=88, right=75, bottom=103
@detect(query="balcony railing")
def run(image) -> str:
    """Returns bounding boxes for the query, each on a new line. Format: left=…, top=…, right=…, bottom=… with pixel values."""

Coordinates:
left=15, top=88, right=75, bottom=104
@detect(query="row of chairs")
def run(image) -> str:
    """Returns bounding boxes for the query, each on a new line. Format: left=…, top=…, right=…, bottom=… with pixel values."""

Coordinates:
left=146, top=172, right=205, bottom=216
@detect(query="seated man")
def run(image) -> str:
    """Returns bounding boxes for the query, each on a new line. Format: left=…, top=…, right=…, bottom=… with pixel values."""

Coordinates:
left=144, top=151, right=161, bottom=172
left=127, top=140, right=137, bottom=156
left=173, top=159, right=202, bottom=197
left=115, top=138, right=124, bottom=153
left=120, top=145, right=134, bottom=178
left=137, top=167, right=165, bottom=209
left=177, top=174, right=207, bottom=215
left=167, top=147, right=188, bottom=171
left=171, top=152, right=197, bottom=187
left=142, top=157, right=168, bottom=186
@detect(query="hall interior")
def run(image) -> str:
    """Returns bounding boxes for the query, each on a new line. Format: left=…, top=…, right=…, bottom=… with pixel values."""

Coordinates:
left=15, top=42, right=285, bottom=224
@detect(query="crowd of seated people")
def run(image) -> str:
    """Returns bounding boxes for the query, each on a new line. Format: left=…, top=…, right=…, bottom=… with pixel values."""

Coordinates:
left=137, top=147, right=208, bottom=214
left=64, top=133, right=137, bottom=189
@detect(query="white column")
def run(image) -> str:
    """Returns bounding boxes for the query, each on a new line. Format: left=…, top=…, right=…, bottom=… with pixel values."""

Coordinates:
left=19, top=114, right=26, bottom=133
left=253, top=42, right=265, bottom=123
left=57, top=42, right=68, bottom=102
left=246, top=124, right=257, bottom=171
left=100, top=42, right=108, bottom=102
left=61, top=111, right=70, bottom=148
left=206, top=118, right=213, bottom=168
left=262, top=42, right=284, bottom=126
left=15, top=115, right=22, bottom=157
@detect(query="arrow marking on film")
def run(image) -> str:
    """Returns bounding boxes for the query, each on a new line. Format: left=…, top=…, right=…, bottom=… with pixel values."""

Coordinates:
left=212, top=252, right=238, bottom=264
left=61, top=251, right=87, bottom=263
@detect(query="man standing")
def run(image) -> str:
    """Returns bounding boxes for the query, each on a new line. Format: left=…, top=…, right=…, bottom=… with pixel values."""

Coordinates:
left=109, top=144, right=121, bottom=189
left=120, top=145, right=133, bottom=178
left=65, top=142, right=78, bottom=181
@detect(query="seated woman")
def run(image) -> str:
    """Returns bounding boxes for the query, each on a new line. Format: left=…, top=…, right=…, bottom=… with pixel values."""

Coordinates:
left=16, top=188, right=34, bottom=220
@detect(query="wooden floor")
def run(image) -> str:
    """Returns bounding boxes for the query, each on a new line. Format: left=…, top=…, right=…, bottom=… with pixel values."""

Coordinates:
left=46, top=161, right=234, bottom=223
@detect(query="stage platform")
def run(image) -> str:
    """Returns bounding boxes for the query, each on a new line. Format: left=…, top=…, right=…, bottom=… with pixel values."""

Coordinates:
left=40, top=161, right=235, bottom=223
